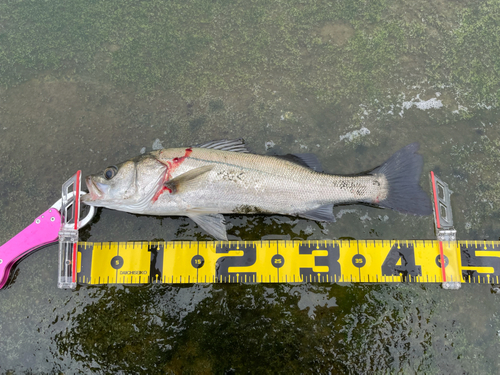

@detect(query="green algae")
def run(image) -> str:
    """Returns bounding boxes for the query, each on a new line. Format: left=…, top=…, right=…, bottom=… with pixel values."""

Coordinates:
left=1, top=0, right=498, bottom=148
left=0, top=0, right=496, bottom=109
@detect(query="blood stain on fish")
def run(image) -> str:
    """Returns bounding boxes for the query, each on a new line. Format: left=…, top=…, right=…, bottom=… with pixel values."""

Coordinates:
left=152, top=148, right=192, bottom=202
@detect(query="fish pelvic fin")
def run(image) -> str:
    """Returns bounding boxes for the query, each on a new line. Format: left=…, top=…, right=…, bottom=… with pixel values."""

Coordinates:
left=369, top=143, right=432, bottom=216
left=187, top=213, right=228, bottom=241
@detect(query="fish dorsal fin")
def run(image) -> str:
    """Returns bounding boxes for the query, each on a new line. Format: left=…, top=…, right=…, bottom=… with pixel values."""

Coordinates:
left=274, top=153, right=323, bottom=172
left=299, top=204, right=336, bottom=222
left=165, top=165, right=214, bottom=194
left=187, top=213, right=228, bottom=241
left=194, top=139, right=250, bottom=153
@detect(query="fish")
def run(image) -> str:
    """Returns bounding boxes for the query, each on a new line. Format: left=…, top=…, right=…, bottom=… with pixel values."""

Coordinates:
left=81, top=139, right=432, bottom=240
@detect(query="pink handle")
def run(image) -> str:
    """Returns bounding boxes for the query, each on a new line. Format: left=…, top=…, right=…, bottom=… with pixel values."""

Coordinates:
left=0, top=208, right=61, bottom=289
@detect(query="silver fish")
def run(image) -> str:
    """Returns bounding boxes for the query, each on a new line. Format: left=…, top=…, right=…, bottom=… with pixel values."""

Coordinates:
left=81, top=139, right=432, bottom=240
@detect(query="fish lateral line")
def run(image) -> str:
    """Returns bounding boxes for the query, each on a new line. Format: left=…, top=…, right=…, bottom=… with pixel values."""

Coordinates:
left=186, top=156, right=261, bottom=172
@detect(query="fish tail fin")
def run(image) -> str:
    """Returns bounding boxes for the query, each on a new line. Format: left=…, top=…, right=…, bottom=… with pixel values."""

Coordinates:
left=369, top=143, right=432, bottom=215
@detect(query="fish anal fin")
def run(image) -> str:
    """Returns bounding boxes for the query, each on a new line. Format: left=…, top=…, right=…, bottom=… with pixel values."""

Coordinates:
left=299, top=204, right=336, bottom=222
left=165, top=165, right=213, bottom=194
left=187, top=213, right=228, bottom=241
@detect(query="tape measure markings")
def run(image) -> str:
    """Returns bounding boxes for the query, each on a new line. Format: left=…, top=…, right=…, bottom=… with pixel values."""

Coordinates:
left=459, top=241, right=500, bottom=283
left=77, top=240, right=500, bottom=285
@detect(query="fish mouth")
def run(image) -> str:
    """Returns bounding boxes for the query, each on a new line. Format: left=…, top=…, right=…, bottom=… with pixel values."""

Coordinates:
left=84, top=176, right=103, bottom=201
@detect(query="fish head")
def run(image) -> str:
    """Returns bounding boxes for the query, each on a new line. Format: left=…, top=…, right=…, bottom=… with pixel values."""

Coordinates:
left=81, top=155, right=165, bottom=211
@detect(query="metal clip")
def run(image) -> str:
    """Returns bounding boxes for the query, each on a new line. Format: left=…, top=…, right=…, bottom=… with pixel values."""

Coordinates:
left=430, top=172, right=459, bottom=289
left=57, top=171, right=96, bottom=289
left=430, top=173, right=456, bottom=235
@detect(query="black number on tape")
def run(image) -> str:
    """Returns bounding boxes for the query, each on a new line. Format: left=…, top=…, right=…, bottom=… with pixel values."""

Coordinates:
left=461, top=242, right=500, bottom=283
left=111, top=256, right=124, bottom=270
left=299, top=243, right=341, bottom=282
left=215, top=244, right=257, bottom=282
left=191, top=255, right=205, bottom=269
left=352, top=254, right=366, bottom=268
left=148, top=244, right=164, bottom=281
left=381, top=243, right=422, bottom=280
left=271, top=254, right=285, bottom=268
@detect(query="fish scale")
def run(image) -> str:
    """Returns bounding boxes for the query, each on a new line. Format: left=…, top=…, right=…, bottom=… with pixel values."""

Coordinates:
left=151, top=147, right=386, bottom=216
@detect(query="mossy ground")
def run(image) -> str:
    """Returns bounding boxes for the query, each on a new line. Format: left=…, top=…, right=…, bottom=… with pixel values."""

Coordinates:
left=1, top=0, right=500, bottom=373
left=1, top=0, right=499, bottom=104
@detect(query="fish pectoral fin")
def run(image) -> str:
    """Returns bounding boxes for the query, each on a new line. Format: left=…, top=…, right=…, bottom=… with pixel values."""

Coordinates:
left=187, top=213, right=228, bottom=241
left=165, top=165, right=214, bottom=194
left=299, top=204, right=336, bottom=222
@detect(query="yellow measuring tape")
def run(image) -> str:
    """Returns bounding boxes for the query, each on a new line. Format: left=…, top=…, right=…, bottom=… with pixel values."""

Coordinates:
left=76, top=240, right=500, bottom=285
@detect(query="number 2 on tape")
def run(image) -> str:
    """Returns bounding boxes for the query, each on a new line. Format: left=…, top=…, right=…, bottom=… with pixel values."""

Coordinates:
left=215, top=243, right=257, bottom=282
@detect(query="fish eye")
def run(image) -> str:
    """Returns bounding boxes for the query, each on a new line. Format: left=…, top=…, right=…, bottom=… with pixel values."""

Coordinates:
left=104, top=166, right=118, bottom=180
